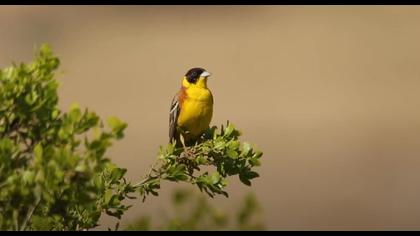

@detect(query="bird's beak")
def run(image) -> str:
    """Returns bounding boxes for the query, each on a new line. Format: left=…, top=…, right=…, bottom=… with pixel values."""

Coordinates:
left=201, top=71, right=211, bottom=78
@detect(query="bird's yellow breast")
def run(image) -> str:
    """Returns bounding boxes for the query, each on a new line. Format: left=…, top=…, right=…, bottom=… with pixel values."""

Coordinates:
left=177, top=86, right=213, bottom=140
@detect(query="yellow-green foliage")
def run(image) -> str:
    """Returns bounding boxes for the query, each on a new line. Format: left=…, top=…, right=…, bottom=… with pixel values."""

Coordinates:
left=126, top=188, right=265, bottom=231
left=0, top=44, right=263, bottom=231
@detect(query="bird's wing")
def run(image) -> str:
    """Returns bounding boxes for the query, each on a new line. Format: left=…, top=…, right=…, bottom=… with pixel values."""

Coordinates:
left=169, top=91, right=181, bottom=143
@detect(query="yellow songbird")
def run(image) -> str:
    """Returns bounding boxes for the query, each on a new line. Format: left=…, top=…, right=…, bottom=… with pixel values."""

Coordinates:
left=169, top=67, right=213, bottom=146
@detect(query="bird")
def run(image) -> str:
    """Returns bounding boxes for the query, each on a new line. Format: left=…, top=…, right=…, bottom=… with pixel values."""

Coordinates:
left=169, top=67, right=213, bottom=146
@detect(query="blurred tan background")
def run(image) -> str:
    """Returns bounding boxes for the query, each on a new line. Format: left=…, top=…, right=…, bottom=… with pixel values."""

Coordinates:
left=1, top=5, right=420, bottom=230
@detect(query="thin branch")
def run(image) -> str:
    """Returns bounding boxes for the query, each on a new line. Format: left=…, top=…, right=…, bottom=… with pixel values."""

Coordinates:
left=132, top=175, right=159, bottom=189
left=132, top=161, right=163, bottom=189
left=20, top=197, right=41, bottom=231
left=14, top=214, right=19, bottom=231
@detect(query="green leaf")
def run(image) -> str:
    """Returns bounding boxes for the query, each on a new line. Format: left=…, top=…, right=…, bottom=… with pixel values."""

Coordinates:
left=22, top=170, right=35, bottom=184
left=211, top=172, right=221, bottom=184
left=107, top=116, right=127, bottom=138
left=108, top=116, right=124, bottom=130
left=249, top=158, right=261, bottom=166
left=224, top=123, right=234, bottom=137
left=110, top=167, right=127, bottom=181
left=70, top=102, right=80, bottom=111
left=213, top=140, right=225, bottom=150
left=69, top=103, right=82, bottom=123
left=104, top=190, right=114, bottom=205
left=226, top=149, right=239, bottom=159
left=245, top=171, right=259, bottom=179
left=253, top=151, right=263, bottom=159
left=241, top=142, right=252, bottom=156
left=228, top=140, right=240, bottom=150
left=75, top=163, right=87, bottom=173
left=195, top=155, right=208, bottom=165
left=51, top=109, right=60, bottom=119
left=40, top=43, right=53, bottom=56
left=34, top=143, right=43, bottom=164
left=239, top=174, right=251, bottom=186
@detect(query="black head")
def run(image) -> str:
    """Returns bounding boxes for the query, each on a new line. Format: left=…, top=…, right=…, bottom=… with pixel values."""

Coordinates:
left=185, top=67, right=206, bottom=84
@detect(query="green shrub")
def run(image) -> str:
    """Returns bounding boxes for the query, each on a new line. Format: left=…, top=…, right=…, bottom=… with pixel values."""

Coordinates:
left=126, top=188, right=265, bottom=231
left=0, top=44, right=262, bottom=231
